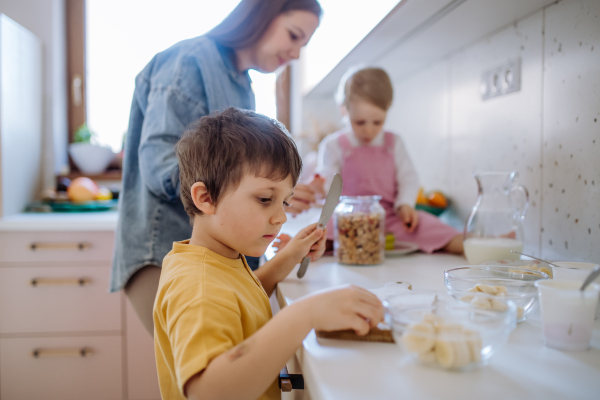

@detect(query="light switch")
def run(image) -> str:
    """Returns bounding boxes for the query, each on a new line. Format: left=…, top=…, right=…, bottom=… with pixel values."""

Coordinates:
left=481, top=59, right=521, bottom=100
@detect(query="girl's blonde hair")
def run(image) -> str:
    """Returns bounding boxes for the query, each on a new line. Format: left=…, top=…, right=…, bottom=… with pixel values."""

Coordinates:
left=335, top=67, right=393, bottom=111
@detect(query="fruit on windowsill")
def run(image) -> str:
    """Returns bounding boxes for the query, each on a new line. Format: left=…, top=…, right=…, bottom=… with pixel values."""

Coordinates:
left=427, top=192, right=448, bottom=208
left=96, top=187, right=113, bottom=201
left=67, top=177, right=99, bottom=202
left=416, top=187, right=428, bottom=205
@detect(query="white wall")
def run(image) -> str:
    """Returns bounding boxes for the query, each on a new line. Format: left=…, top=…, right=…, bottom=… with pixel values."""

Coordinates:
left=305, top=0, right=600, bottom=262
left=0, top=0, right=67, bottom=190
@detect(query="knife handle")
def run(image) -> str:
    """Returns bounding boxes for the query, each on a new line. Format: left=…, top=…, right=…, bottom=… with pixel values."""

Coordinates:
left=297, top=256, right=310, bottom=278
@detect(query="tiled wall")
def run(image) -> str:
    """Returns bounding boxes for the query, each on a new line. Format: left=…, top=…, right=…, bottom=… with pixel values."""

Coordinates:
left=385, top=0, right=599, bottom=261
left=303, top=0, right=599, bottom=262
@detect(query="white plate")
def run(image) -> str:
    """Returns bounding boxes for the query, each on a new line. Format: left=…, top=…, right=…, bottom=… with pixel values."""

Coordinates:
left=385, top=241, right=419, bottom=256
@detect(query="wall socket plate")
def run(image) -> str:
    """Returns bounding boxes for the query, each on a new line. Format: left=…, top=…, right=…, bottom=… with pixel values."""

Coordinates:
left=480, top=58, right=521, bottom=100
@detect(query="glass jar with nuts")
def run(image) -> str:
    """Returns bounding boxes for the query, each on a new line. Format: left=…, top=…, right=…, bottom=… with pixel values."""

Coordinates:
left=334, top=196, right=385, bottom=265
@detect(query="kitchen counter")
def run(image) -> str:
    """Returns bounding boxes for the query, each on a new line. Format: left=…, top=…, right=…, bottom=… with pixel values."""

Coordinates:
left=0, top=211, right=119, bottom=231
left=274, top=210, right=600, bottom=400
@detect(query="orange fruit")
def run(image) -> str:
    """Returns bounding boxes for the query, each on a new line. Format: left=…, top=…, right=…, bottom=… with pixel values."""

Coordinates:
left=67, top=177, right=99, bottom=202
left=416, top=187, right=428, bottom=205
left=427, top=191, right=447, bottom=208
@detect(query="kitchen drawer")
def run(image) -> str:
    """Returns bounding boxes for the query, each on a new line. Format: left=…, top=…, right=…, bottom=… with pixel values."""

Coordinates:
left=0, top=264, right=121, bottom=334
left=0, top=231, right=114, bottom=263
left=0, top=335, right=122, bottom=400
left=126, top=298, right=161, bottom=400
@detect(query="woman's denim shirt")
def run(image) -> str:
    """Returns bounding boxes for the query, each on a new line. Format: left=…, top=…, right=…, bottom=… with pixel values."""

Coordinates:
left=110, top=36, right=255, bottom=292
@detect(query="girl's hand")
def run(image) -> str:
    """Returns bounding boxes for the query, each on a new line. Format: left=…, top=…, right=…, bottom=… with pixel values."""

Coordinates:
left=279, top=223, right=327, bottom=264
left=308, top=174, right=326, bottom=199
left=287, top=184, right=316, bottom=215
left=298, top=285, right=384, bottom=335
left=397, top=205, right=419, bottom=233
left=272, top=234, right=291, bottom=253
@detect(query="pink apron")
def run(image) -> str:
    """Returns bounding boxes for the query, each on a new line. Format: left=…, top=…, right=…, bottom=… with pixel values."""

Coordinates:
left=327, top=131, right=458, bottom=253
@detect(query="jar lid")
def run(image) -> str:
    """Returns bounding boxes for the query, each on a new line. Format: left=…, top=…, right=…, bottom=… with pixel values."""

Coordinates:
left=340, top=195, right=382, bottom=202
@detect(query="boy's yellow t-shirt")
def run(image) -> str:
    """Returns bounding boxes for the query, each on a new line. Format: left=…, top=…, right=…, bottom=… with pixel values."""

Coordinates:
left=153, top=240, right=281, bottom=400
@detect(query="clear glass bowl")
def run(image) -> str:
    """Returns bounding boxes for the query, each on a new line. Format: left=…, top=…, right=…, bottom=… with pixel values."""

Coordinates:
left=387, top=302, right=516, bottom=371
left=445, top=265, right=549, bottom=322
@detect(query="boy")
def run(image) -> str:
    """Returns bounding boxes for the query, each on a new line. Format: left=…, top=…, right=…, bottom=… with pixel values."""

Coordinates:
left=154, top=108, right=384, bottom=400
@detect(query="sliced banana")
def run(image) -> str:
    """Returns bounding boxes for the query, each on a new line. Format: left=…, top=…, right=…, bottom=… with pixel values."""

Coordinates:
left=470, top=296, right=492, bottom=309
left=467, top=287, right=480, bottom=293
left=475, top=284, right=497, bottom=295
left=453, top=340, right=472, bottom=368
left=402, top=323, right=435, bottom=354
left=491, top=298, right=509, bottom=312
left=493, top=285, right=507, bottom=294
left=539, top=266, right=553, bottom=278
left=465, top=330, right=482, bottom=363
left=460, top=295, right=475, bottom=303
left=435, top=340, right=456, bottom=368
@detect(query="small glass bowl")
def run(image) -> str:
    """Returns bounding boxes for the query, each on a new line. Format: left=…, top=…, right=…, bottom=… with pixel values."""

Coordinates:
left=387, top=302, right=515, bottom=371
left=444, top=265, right=549, bottom=322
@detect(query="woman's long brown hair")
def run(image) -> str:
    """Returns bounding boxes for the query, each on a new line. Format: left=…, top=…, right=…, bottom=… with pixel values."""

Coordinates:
left=207, top=0, right=322, bottom=50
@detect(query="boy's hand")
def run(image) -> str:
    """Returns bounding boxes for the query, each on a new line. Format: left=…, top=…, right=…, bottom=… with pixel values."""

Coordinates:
left=278, top=223, right=327, bottom=263
left=299, top=285, right=384, bottom=335
left=397, top=204, right=419, bottom=233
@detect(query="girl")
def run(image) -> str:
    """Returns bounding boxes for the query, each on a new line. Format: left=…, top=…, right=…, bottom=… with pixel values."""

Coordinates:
left=316, top=67, right=463, bottom=254
left=111, top=0, right=323, bottom=335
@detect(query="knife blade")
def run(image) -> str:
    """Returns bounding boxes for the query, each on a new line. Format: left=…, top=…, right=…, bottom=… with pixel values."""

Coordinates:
left=297, top=174, right=343, bottom=278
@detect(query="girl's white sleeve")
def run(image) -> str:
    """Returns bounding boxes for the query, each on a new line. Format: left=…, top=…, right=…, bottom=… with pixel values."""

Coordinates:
left=393, top=134, right=420, bottom=211
left=315, top=135, right=342, bottom=192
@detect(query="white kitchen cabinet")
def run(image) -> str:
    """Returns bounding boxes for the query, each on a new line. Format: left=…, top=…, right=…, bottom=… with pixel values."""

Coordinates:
left=0, top=212, right=160, bottom=400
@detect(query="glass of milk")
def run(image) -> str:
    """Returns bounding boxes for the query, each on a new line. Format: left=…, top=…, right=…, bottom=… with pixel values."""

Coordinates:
left=464, top=171, right=529, bottom=264
left=535, top=280, right=600, bottom=351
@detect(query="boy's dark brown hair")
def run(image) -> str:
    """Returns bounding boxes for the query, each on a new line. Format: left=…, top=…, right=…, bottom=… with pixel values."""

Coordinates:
left=176, top=107, right=302, bottom=222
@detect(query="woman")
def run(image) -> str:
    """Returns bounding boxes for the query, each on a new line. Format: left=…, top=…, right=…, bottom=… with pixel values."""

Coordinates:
left=110, top=0, right=322, bottom=335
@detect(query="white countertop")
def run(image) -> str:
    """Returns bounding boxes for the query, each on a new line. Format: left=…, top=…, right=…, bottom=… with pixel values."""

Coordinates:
left=0, top=211, right=119, bottom=231
left=274, top=209, right=600, bottom=400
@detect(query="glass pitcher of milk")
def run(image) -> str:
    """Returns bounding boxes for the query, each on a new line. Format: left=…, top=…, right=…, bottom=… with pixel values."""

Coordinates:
left=464, top=171, right=529, bottom=264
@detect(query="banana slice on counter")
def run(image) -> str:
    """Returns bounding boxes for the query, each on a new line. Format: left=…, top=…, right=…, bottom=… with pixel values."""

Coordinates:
left=402, top=323, right=436, bottom=354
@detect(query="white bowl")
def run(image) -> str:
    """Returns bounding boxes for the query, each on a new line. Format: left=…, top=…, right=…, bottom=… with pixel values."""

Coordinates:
left=552, top=262, right=599, bottom=283
left=69, top=143, right=114, bottom=175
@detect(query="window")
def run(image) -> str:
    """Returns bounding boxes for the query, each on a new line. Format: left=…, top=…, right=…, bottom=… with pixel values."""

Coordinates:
left=84, top=0, right=276, bottom=154
left=301, top=0, right=400, bottom=94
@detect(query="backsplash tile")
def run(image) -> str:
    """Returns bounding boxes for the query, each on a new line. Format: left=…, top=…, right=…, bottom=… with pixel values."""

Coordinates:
left=541, top=0, right=600, bottom=262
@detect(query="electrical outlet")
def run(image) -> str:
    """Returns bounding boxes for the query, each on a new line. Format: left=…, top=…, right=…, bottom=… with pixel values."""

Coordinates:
left=480, top=59, right=521, bottom=100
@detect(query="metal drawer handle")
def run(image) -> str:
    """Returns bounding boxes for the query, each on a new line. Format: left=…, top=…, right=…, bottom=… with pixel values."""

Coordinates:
left=30, top=277, right=91, bottom=287
left=29, top=242, right=91, bottom=251
left=32, top=347, right=94, bottom=358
